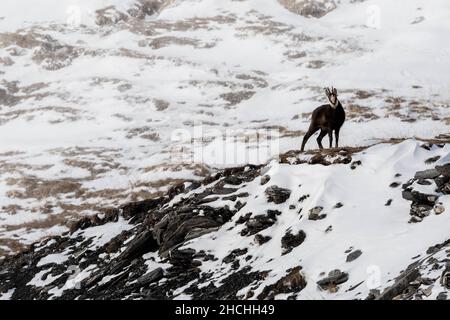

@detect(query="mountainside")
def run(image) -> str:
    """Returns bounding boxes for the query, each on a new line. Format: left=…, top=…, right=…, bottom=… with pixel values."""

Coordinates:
left=1, top=139, right=449, bottom=300
left=2, top=0, right=450, bottom=256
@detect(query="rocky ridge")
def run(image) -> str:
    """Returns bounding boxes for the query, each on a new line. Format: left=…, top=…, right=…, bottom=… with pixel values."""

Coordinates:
left=0, top=140, right=449, bottom=300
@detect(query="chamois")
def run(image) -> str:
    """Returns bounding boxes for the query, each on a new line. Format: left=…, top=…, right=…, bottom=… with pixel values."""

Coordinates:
left=300, top=87, right=345, bottom=152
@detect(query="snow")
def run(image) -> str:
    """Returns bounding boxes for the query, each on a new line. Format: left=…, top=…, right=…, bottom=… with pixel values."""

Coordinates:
left=182, top=140, right=450, bottom=299
left=72, top=217, right=134, bottom=249
left=37, top=252, right=69, bottom=267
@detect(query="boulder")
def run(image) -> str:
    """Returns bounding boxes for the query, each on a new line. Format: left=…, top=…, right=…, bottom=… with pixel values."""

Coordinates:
left=265, top=185, right=291, bottom=204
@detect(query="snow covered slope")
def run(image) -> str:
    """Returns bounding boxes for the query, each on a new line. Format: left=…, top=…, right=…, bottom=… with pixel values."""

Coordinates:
left=0, top=139, right=449, bottom=300
left=0, top=0, right=450, bottom=257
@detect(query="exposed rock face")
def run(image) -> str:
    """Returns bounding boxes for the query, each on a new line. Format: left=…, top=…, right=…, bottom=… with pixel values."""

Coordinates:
left=265, top=185, right=291, bottom=204
left=346, top=249, right=362, bottom=262
left=0, top=163, right=266, bottom=300
left=317, top=270, right=349, bottom=291
left=402, top=164, right=450, bottom=223
left=240, top=210, right=281, bottom=236
left=257, top=267, right=306, bottom=299
left=95, top=0, right=173, bottom=26
left=281, top=230, right=306, bottom=255
left=278, top=0, right=337, bottom=18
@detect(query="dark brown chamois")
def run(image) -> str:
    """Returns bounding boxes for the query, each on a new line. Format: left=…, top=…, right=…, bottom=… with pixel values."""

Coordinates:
left=300, top=87, right=345, bottom=152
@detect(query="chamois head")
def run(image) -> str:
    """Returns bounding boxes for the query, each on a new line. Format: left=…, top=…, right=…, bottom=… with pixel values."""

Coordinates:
left=324, top=87, right=338, bottom=108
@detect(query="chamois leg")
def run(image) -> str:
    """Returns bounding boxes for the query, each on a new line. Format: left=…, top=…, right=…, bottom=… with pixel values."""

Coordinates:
left=316, top=129, right=327, bottom=150
left=328, top=130, right=333, bottom=149
left=301, top=126, right=319, bottom=152
left=335, top=128, right=340, bottom=148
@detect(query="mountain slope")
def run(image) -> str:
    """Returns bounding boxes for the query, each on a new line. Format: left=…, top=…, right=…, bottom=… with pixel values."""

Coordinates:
left=1, top=139, right=449, bottom=300
left=1, top=0, right=450, bottom=255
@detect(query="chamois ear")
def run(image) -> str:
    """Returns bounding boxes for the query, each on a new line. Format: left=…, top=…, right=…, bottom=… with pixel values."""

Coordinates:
left=332, top=87, right=337, bottom=95
left=324, top=87, right=331, bottom=97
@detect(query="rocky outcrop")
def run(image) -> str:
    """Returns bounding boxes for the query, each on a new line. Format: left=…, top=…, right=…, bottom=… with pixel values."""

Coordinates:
left=278, top=0, right=337, bottom=18
left=402, top=163, right=450, bottom=223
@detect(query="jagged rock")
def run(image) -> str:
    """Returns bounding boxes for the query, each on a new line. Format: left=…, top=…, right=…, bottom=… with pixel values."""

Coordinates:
left=118, top=229, right=158, bottom=260
left=257, top=267, right=306, bottom=299
left=254, top=234, right=272, bottom=245
left=281, top=230, right=306, bottom=255
left=317, top=270, right=349, bottom=291
left=136, top=267, right=164, bottom=286
left=265, top=185, right=291, bottom=204
left=346, top=250, right=362, bottom=262
left=414, top=169, right=440, bottom=179
left=190, top=266, right=262, bottom=299
left=241, top=210, right=280, bottom=236
left=278, top=0, right=337, bottom=18
left=223, top=248, right=248, bottom=264
left=436, top=164, right=450, bottom=177
left=223, top=175, right=242, bottom=185
left=157, top=215, right=223, bottom=253
left=377, top=268, right=420, bottom=300
left=402, top=190, right=437, bottom=205
left=308, top=206, right=326, bottom=220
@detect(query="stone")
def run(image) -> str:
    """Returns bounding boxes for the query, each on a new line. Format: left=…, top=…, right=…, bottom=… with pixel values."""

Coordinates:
left=136, top=267, right=164, bottom=285
left=254, top=234, right=272, bottom=245
left=223, top=175, right=242, bottom=185
left=281, top=230, right=306, bottom=255
left=308, top=206, right=326, bottom=220
left=437, top=292, right=447, bottom=300
left=265, top=185, right=291, bottom=204
left=346, top=250, right=362, bottom=262
left=317, top=270, right=349, bottom=290
left=241, top=210, right=280, bottom=236
left=257, top=266, right=306, bottom=299
left=223, top=248, right=248, bottom=264
left=436, top=164, right=450, bottom=177
left=414, top=169, right=440, bottom=179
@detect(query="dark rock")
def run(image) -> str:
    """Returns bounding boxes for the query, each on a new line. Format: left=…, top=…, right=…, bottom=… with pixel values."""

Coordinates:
left=435, top=175, right=450, bottom=189
left=223, top=248, right=248, bottom=264
left=350, top=160, right=361, bottom=170
left=281, top=230, right=306, bottom=255
left=241, top=210, right=280, bottom=236
left=265, top=185, right=291, bottom=204
left=334, top=202, right=343, bottom=208
left=119, top=229, right=158, bottom=260
left=236, top=213, right=252, bottom=224
left=425, top=156, right=441, bottom=164
left=223, top=175, right=242, bottom=185
left=402, top=190, right=437, bottom=205
left=346, top=250, right=362, bottom=262
left=436, top=164, right=450, bottom=177
left=298, top=194, right=310, bottom=202
left=437, top=292, right=447, bottom=300
left=190, top=266, right=262, bottom=299
left=136, top=267, right=164, bottom=285
left=385, top=199, right=392, bottom=206
left=257, top=267, right=306, bottom=299
left=317, top=270, right=349, bottom=290
left=414, top=169, right=440, bottom=179
left=308, top=206, right=326, bottom=220
left=389, top=182, right=400, bottom=188
left=254, top=234, right=271, bottom=245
